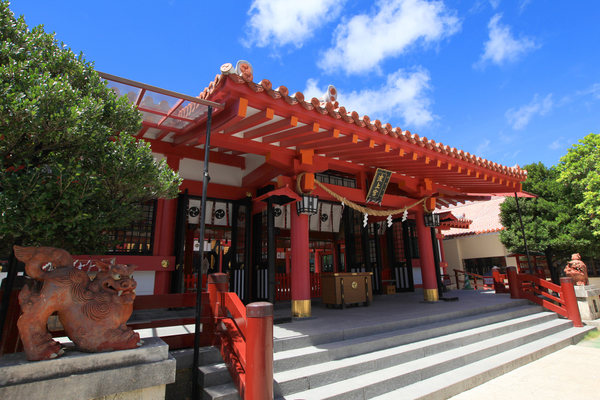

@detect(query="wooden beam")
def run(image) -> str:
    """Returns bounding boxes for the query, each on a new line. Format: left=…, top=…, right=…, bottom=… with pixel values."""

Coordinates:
left=244, top=116, right=298, bottom=139
left=172, top=98, right=248, bottom=147
left=142, top=138, right=246, bottom=169
left=262, top=123, right=319, bottom=144
left=280, top=129, right=339, bottom=147
left=242, top=164, right=281, bottom=188
left=222, top=108, right=275, bottom=135
left=296, top=134, right=358, bottom=151
left=319, top=139, right=374, bottom=157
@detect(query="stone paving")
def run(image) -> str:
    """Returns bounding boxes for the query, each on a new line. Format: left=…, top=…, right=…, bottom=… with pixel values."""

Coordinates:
left=449, top=331, right=600, bottom=400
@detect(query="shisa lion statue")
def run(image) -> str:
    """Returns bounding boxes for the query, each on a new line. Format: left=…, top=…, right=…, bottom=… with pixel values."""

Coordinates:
left=14, top=246, right=142, bottom=361
left=564, top=253, right=589, bottom=286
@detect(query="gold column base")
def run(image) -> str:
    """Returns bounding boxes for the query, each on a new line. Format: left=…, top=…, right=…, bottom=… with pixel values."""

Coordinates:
left=291, top=300, right=311, bottom=318
left=423, top=288, right=439, bottom=302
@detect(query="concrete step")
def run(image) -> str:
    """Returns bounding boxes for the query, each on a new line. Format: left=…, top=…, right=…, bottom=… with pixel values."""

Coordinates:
left=273, top=304, right=542, bottom=373
left=275, top=318, right=586, bottom=399
left=200, top=305, right=542, bottom=400
left=272, top=311, right=557, bottom=397
left=203, top=382, right=241, bottom=400
left=200, top=303, right=542, bottom=398
left=370, top=326, right=595, bottom=400
left=273, top=299, right=532, bottom=353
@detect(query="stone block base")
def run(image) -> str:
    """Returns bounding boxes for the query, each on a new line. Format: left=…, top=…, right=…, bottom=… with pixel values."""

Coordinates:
left=574, top=284, right=600, bottom=321
left=0, top=337, right=175, bottom=400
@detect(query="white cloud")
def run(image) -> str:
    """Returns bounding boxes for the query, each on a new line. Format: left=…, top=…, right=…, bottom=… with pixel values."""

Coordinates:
left=578, top=83, right=600, bottom=99
left=477, top=139, right=491, bottom=156
left=474, top=14, right=539, bottom=68
left=304, top=67, right=435, bottom=128
left=519, top=0, right=532, bottom=13
left=319, top=0, right=461, bottom=75
left=549, top=137, right=564, bottom=150
left=505, top=94, right=553, bottom=130
left=489, top=0, right=501, bottom=9
left=244, top=0, right=343, bottom=48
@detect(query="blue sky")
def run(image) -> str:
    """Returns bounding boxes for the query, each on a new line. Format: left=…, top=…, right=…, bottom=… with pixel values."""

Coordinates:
left=9, top=0, right=600, bottom=170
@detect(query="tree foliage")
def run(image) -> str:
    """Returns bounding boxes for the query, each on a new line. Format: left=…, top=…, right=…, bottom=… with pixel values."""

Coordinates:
left=558, top=133, right=600, bottom=236
left=499, top=162, right=596, bottom=283
left=0, top=2, right=181, bottom=255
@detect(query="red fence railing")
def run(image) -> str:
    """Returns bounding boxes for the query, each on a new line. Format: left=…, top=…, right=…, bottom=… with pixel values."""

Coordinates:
left=1, top=274, right=273, bottom=400
left=453, top=269, right=495, bottom=290
left=506, top=266, right=582, bottom=327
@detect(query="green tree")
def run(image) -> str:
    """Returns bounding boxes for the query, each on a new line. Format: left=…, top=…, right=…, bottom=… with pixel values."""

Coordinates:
left=0, top=1, right=181, bottom=255
left=499, top=162, right=595, bottom=284
left=558, top=133, right=600, bottom=236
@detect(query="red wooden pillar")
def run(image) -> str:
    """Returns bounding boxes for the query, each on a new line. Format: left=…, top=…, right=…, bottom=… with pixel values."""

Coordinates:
left=415, top=207, right=439, bottom=301
left=153, top=154, right=182, bottom=294
left=246, top=302, right=274, bottom=400
left=333, top=244, right=340, bottom=273
left=314, top=250, right=321, bottom=273
left=291, top=209, right=311, bottom=317
left=285, top=251, right=291, bottom=274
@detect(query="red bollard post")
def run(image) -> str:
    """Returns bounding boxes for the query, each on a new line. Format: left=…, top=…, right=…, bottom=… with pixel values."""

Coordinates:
left=246, top=302, right=274, bottom=400
left=207, top=273, right=229, bottom=343
left=492, top=267, right=503, bottom=293
left=560, top=277, right=583, bottom=327
left=506, top=266, right=520, bottom=299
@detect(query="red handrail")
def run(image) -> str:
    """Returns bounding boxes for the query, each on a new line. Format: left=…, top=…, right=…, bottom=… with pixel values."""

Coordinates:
left=506, top=267, right=582, bottom=327
left=453, top=269, right=494, bottom=290
left=208, top=273, right=273, bottom=400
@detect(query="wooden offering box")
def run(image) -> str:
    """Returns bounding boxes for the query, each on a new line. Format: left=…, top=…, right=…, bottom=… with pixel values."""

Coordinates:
left=321, top=272, right=373, bottom=309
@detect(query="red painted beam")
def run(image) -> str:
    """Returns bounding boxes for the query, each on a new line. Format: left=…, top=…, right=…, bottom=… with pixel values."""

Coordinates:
left=244, top=116, right=298, bottom=139
left=262, top=123, right=319, bottom=144
left=242, top=163, right=281, bottom=189
left=222, top=108, right=275, bottom=135
left=172, top=98, right=248, bottom=147
left=280, top=128, right=339, bottom=147
left=144, top=138, right=246, bottom=169
left=295, top=134, right=358, bottom=151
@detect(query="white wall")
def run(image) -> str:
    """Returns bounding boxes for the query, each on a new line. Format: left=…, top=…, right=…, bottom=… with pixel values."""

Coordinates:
left=443, top=232, right=516, bottom=278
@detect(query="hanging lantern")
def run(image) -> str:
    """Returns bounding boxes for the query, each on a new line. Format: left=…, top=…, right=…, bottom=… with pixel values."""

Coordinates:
left=296, top=194, right=319, bottom=215
left=423, top=212, right=440, bottom=227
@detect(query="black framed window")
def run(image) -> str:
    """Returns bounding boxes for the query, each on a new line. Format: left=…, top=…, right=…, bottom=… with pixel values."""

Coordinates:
left=315, top=171, right=356, bottom=188
left=106, top=200, right=156, bottom=255
left=406, top=220, right=420, bottom=259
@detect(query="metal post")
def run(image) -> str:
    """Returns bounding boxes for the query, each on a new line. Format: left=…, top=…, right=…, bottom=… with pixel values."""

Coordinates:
left=0, top=239, right=21, bottom=344
left=192, top=106, right=213, bottom=400
left=514, top=192, right=533, bottom=275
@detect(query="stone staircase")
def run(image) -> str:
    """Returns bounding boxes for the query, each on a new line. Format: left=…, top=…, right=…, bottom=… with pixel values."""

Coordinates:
left=198, top=300, right=594, bottom=400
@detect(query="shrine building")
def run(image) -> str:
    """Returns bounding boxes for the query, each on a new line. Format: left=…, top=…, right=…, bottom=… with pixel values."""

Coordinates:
left=89, top=60, right=527, bottom=318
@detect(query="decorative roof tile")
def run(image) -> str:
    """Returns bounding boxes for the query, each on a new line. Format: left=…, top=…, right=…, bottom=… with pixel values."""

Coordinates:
left=203, top=60, right=527, bottom=180
left=442, top=197, right=506, bottom=238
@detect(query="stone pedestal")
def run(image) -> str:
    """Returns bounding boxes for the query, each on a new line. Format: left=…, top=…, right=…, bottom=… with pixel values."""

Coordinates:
left=0, top=337, right=175, bottom=400
left=573, top=285, right=600, bottom=322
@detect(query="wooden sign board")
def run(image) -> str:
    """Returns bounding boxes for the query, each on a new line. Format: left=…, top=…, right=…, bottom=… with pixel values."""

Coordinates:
left=366, top=168, right=393, bottom=204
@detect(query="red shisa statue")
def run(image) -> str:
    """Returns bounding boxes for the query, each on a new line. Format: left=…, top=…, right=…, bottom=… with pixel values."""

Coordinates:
left=14, top=246, right=142, bottom=361
left=564, top=253, right=589, bottom=286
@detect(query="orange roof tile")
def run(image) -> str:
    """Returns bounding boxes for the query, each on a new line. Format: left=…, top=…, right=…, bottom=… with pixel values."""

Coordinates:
left=198, top=60, right=527, bottom=181
left=442, top=197, right=506, bottom=238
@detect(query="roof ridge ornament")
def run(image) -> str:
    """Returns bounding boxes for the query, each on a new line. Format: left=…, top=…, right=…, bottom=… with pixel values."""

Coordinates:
left=235, top=60, right=253, bottom=82
left=320, top=85, right=337, bottom=103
